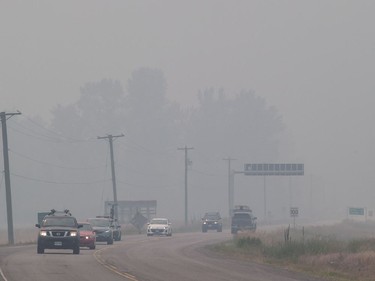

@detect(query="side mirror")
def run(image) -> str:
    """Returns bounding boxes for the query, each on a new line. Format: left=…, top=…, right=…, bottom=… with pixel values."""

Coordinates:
left=35, top=224, right=40, bottom=228
left=77, top=224, right=83, bottom=228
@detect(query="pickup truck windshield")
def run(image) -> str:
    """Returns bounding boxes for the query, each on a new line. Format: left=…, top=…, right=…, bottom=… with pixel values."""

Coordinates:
left=43, top=217, right=76, bottom=227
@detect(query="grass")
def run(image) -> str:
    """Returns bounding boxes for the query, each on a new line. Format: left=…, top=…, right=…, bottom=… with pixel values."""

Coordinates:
left=209, top=220, right=375, bottom=281
left=0, top=228, right=38, bottom=246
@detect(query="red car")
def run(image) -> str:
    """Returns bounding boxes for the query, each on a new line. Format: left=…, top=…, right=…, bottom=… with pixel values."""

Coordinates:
left=79, top=222, right=96, bottom=249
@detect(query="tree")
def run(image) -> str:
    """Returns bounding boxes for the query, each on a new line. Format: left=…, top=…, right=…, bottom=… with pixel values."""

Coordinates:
left=120, top=68, right=184, bottom=202
left=48, top=69, right=185, bottom=217
left=127, top=67, right=167, bottom=113
left=182, top=88, right=287, bottom=218
left=121, top=67, right=184, bottom=152
left=187, top=88, right=285, bottom=162
left=51, top=79, right=125, bottom=138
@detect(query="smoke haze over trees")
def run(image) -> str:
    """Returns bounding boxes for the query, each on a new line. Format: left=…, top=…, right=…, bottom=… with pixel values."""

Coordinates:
left=2, top=1, right=375, bottom=229
left=3, top=67, right=299, bottom=225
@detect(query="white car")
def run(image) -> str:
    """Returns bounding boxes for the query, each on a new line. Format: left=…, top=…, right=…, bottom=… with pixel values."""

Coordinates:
left=146, top=218, right=172, bottom=236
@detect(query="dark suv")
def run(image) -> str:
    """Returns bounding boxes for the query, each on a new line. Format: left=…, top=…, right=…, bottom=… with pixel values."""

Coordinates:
left=201, top=212, right=222, bottom=232
left=35, top=209, right=82, bottom=254
left=87, top=217, right=114, bottom=244
left=231, top=206, right=257, bottom=234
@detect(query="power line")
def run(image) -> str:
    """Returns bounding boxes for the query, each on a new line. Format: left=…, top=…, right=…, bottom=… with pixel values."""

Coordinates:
left=7, top=125, right=64, bottom=143
left=9, top=149, right=105, bottom=170
left=10, top=172, right=110, bottom=185
left=8, top=115, right=96, bottom=144
left=120, top=138, right=178, bottom=159
left=190, top=168, right=224, bottom=177
left=21, top=114, right=93, bottom=143
left=116, top=178, right=180, bottom=190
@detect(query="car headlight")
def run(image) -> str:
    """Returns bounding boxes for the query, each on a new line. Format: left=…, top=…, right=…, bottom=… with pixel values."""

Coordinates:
left=70, top=231, right=77, bottom=237
left=214, top=222, right=218, bottom=224
left=105, top=229, right=111, bottom=233
left=203, top=222, right=207, bottom=224
left=40, top=231, right=47, bottom=236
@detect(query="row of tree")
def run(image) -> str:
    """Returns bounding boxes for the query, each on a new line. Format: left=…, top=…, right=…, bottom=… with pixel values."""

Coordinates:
left=6, top=67, right=287, bottom=224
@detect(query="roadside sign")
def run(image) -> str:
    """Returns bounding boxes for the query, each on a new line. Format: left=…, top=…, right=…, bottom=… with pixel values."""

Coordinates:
left=244, top=163, right=304, bottom=176
left=290, top=207, right=299, bottom=217
left=348, top=207, right=365, bottom=216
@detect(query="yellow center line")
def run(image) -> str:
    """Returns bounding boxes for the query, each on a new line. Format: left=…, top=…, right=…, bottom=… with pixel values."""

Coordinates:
left=93, top=246, right=138, bottom=281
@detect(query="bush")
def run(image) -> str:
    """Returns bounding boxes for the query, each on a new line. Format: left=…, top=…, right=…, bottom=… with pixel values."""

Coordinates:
left=263, top=241, right=305, bottom=261
left=304, top=238, right=342, bottom=255
left=235, top=237, right=262, bottom=248
left=346, top=238, right=375, bottom=253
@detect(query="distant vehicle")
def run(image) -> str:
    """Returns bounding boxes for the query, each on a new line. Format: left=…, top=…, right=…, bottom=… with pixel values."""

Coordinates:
left=37, top=212, right=50, bottom=225
left=231, top=205, right=257, bottom=234
left=79, top=222, right=96, bottom=249
left=146, top=218, right=172, bottom=236
left=35, top=209, right=82, bottom=254
left=112, top=219, right=122, bottom=241
left=87, top=217, right=114, bottom=244
left=201, top=212, right=222, bottom=232
left=94, top=215, right=121, bottom=241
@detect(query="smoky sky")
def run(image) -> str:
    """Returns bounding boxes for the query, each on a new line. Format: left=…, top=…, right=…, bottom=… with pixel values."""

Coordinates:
left=1, top=1, right=375, bottom=225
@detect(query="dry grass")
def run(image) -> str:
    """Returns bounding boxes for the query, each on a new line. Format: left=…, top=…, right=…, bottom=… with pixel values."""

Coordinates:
left=0, top=228, right=37, bottom=245
left=212, top=220, right=375, bottom=281
left=297, top=251, right=375, bottom=281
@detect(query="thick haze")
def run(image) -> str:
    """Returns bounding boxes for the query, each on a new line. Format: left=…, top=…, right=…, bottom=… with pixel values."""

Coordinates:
left=1, top=1, right=375, bottom=227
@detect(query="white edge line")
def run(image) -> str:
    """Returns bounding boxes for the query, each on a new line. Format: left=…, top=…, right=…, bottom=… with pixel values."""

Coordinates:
left=0, top=267, right=8, bottom=281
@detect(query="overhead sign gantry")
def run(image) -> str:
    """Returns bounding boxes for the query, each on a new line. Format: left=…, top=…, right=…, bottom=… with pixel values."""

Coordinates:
left=228, top=163, right=304, bottom=221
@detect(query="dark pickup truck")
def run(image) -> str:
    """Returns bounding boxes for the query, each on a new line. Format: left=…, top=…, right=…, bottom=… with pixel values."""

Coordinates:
left=231, top=205, right=257, bottom=234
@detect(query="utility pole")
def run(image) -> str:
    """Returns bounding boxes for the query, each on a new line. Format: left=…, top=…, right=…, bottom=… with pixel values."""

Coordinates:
left=1, top=111, right=21, bottom=245
left=178, top=145, right=193, bottom=226
left=98, top=134, right=124, bottom=219
left=223, top=157, right=236, bottom=217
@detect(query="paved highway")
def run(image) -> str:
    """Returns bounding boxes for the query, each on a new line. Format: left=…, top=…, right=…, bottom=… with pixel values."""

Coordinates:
left=0, top=231, right=325, bottom=281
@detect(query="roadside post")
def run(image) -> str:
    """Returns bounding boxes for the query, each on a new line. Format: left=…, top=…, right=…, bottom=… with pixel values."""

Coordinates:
left=290, top=207, right=299, bottom=228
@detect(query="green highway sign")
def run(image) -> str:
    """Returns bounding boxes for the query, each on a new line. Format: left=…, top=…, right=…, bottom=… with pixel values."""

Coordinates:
left=244, top=163, right=304, bottom=176
left=348, top=207, right=365, bottom=216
